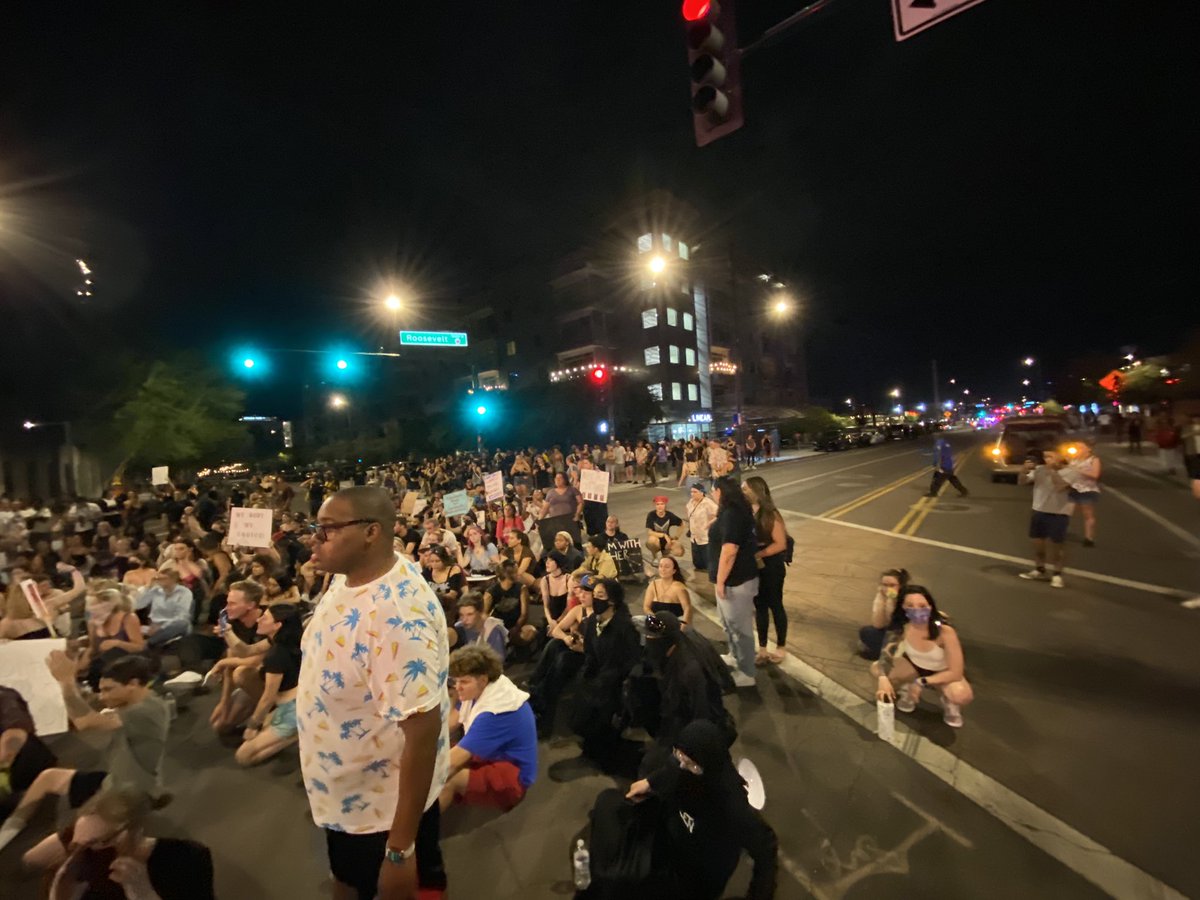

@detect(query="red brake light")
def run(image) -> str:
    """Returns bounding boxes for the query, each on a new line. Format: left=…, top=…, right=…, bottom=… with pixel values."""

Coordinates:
left=682, top=0, right=711, bottom=22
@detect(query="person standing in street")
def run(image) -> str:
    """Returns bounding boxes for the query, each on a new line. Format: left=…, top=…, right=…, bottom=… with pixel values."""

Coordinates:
left=711, top=476, right=759, bottom=688
left=1066, top=439, right=1102, bottom=546
left=685, top=483, right=718, bottom=582
left=928, top=437, right=969, bottom=498
left=1153, top=415, right=1181, bottom=476
left=299, top=486, right=451, bottom=900
left=1018, top=450, right=1075, bottom=588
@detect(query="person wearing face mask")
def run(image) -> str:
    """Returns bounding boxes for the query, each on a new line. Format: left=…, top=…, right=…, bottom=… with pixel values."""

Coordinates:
left=23, top=788, right=214, bottom=899
left=857, top=568, right=909, bottom=660
left=82, top=589, right=146, bottom=692
left=872, top=585, right=974, bottom=728
left=620, top=720, right=778, bottom=900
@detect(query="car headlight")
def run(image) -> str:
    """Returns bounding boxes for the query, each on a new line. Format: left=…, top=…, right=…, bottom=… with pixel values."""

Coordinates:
left=990, top=447, right=1001, bottom=457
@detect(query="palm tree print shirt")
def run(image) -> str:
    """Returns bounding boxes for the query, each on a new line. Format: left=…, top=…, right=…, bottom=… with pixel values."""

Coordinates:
left=298, top=553, right=451, bottom=834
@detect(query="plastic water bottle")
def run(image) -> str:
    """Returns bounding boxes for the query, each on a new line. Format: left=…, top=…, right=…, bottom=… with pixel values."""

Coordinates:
left=876, top=698, right=895, bottom=742
left=572, top=838, right=591, bottom=890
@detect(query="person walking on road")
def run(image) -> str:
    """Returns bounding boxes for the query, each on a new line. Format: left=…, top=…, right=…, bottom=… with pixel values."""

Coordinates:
left=928, top=437, right=969, bottom=498
left=1019, top=450, right=1074, bottom=588
left=1066, top=440, right=1102, bottom=547
left=711, top=476, right=759, bottom=688
left=299, top=486, right=451, bottom=900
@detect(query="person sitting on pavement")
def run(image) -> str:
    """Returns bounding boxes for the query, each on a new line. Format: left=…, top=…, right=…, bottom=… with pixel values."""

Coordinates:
left=440, top=645, right=537, bottom=812
left=538, top=551, right=571, bottom=633
left=0, top=577, right=58, bottom=641
left=641, top=555, right=692, bottom=627
left=575, top=534, right=618, bottom=581
left=503, top=529, right=539, bottom=589
left=138, top=568, right=194, bottom=648
left=622, top=720, right=778, bottom=900
left=0, top=654, right=170, bottom=853
left=0, top=685, right=58, bottom=826
left=80, top=587, right=146, bottom=691
left=552, top=530, right=584, bottom=574
left=167, top=580, right=267, bottom=688
left=453, top=593, right=508, bottom=660
left=23, top=787, right=215, bottom=899
left=483, top=560, right=536, bottom=651
left=528, top=575, right=593, bottom=739
left=424, top=543, right=467, bottom=620
left=598, top=516, right=629, bottom=552
left=858, top=568, right=909, bottom=661
left=235, top=603, right=302, bottom=766
left=569, top=579, right=641, bottom=769
left=263, top=571, right=302, bottom=608
left=644, top=497, right=683, bottom=566
left=872, top=585, right=974, bottom=728
left=462, top=524, right=500, bottom=573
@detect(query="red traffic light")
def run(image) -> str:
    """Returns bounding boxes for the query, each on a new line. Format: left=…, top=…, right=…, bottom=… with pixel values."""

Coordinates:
left=590, top=366, right=609, bottom=384
left=682, top=0, right=712, bottom=21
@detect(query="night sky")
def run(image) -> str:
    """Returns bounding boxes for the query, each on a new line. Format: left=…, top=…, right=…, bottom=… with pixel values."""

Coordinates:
left=1, top=1, right=1196, bottom=416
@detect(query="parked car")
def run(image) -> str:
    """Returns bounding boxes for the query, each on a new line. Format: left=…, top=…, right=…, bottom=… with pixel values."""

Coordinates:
left=814, top=428, right=852, bottom=452
left=987, top=416, right=1069, bottom=482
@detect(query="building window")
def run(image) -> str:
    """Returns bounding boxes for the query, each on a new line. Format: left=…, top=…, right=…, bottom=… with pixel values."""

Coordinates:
left=688, top=383, right=699, bottom=401
left=666, top=307, right=678, bottom=327
left=644, top=346, right=661, bottom=366
left=662, top=233, right=673, bottom=252
left=685, top=347, right=695, bottom=366
left=671, top=382, right=682, bottom=401
left=505, top=340, right=517, bottom=356
left=669, top=345, right=680, bottom=364
left=679, top=241, right=689, bottom=260
left=683, top=312, right=694, bottom=331
left=648, top=383, right=664, bottom=401
left=680, top=281, right=690, bottom=295
left=642, top=308, right=658, bottom=328
left=637, top=233, right=652, bottom=253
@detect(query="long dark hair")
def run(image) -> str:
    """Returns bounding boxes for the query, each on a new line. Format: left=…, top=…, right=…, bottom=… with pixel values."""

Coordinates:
left=744, top=475, right=782, bottom=545
left=713, top=476, right=752, bottom=517
left=889, top=584, right=943, bottom=640
left=266, top=603, right=304, bottom=651
left=881, top=568, right=910, bottom=588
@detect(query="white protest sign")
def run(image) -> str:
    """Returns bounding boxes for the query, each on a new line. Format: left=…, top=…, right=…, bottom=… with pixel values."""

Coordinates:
left=484, top=471, right=505, bottom=503
left=151, top=466, right=170, bottom=486
left=0, top=638, right=69, bottom=735
left=19, top=579, right=55, bottom=634
left=579, top=468, right=610, bottom=504
left=412, top=498, right=428, bottom=518
left=443, top=490, right=471, bottom=518
left=228, top=507, right=275, bottom=548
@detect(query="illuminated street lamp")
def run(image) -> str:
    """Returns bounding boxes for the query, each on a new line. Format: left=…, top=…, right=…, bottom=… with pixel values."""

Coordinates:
left=329, top=393, right=348, bottom=410
left=1023, top=357, right=1035, bottom=367
left=384, top=294, right=402, bottom=312
left=771, top=296, right=791, bottom=316
left=648, top=254, right=667, bottom=275
left=1022, top=379, right=1030, bottom=386
left=889, top=388, right=901, bottom=399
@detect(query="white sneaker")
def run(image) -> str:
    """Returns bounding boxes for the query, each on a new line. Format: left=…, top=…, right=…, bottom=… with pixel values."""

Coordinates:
left=1050, top=574, right=1065, bottom=589
left=896, top=689, right=918, bottom=713
left=720, top=653, right=737, bottom=668
left=1018, top=569, right=1047, bottom=580
left=730, top=670, right=757, bottom=688
left=942, top=698, right=963, bottom=728
left=163, top=671, right=202, bottom=688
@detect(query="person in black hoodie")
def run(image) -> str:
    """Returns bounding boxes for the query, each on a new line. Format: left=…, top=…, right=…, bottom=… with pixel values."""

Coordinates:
left=625, top=720, right=777, bottom=900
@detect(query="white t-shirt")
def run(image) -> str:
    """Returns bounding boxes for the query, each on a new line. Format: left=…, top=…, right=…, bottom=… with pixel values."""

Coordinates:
left=298, top=554, right=451, bottom=834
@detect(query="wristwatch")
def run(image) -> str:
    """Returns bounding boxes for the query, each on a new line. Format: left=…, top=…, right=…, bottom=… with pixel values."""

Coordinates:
left=918, top=677, right=929, bottom=687
left=384, top=842, right=416, bottom=865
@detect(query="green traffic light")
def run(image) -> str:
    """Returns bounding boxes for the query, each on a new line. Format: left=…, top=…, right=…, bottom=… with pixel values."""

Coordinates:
left=476, top=405, right=488, bottom=416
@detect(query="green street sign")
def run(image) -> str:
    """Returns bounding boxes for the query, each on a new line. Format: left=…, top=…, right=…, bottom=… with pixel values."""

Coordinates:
left=398, top=330, right=469, bottom=348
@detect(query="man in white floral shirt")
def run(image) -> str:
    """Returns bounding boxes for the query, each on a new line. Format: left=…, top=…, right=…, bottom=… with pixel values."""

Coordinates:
left=299, top=487, right=451, bottom=900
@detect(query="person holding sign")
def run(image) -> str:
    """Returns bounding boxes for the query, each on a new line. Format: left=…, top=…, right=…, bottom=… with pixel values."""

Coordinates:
left=577, top=460, right=609, bottom=539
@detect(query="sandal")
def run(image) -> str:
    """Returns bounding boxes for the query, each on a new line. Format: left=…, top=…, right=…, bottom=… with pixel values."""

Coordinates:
left=767, top=648, right=787, bottom=664
left=755, top=649, right=770, bottom=665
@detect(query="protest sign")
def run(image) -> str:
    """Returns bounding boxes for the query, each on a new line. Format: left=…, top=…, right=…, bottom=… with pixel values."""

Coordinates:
left=0, top=638, right=69, bottom=735
left=484, top=471, right=504, bottom=502
left=443, top=490, right=470, bottom=518
left=228, top=507, right=274, bottom=548
left=580, top=468, right=610, bottom=504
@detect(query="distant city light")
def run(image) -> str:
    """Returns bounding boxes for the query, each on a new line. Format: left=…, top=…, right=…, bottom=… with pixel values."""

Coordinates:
left=1023, top=357, right=1034, bottom=367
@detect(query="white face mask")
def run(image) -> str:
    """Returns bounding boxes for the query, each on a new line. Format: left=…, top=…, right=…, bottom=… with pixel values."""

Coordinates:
left=51, top=540, right=64, bottom=552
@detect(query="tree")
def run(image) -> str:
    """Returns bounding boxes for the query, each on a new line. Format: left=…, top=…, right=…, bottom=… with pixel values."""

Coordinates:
left=111, top=359, right=248, bottom=468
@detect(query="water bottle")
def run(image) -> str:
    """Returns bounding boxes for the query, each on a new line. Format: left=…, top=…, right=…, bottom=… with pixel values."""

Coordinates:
left=572, top=838, right=591, bottom=890
left=876, top=698, right=895, bottom=742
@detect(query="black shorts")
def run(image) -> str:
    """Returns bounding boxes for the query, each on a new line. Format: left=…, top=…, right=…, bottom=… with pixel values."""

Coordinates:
left=1185, top=454, right=1200, bottom=480
left=324, top=802, right=445, bottom=899
left=1029, top=511, right=1069, bottom=543
left=68, top=770, right=107, bottom=808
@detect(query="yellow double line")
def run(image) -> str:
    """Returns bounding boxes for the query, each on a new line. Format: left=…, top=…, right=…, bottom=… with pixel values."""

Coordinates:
left=894, top=455, right=971, bottom=535
left=820, top=467, right=930, bottom=519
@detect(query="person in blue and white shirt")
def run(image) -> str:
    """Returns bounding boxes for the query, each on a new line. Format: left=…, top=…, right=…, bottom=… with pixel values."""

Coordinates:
left=299, top=487, right=451, bottom=900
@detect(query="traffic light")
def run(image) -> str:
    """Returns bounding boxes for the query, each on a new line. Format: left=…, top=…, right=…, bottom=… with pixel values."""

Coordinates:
left=230, top=347, right=269, bottom=378
left=683, top=0, right=743, bottom=147
left=590, top=366, right=609, bottom=385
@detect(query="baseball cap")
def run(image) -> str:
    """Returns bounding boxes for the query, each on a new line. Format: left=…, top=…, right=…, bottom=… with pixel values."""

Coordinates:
left=652, top=495, right=669, bottom=504
left=689, top=482, right=707, bottom=494
left=577, top=573, right=596, bottom=591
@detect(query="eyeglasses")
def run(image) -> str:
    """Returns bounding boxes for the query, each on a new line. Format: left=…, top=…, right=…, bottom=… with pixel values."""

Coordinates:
left=311, top=519, right=377, bottom=542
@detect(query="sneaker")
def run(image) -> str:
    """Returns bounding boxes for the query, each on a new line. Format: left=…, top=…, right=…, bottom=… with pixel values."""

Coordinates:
left=1050, top=574, right=1065, bottom=589
left=896, top=690, right=918, bottom=713
left=730, top=670, right=757, bottom=688
left=1018, top=569, right=1046, bottom=580
left=942, top=699, right=963, bottom=728
left=720, top=653, right=737, bottom=668
left=164, top=671, right=203, bottom=688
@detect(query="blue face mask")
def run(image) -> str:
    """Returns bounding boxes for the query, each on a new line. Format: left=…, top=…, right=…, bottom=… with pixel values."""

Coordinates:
left=905, top=607, right=932, bottom=625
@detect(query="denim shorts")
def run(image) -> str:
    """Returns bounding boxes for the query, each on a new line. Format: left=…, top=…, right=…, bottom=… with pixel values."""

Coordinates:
left=1067, top=489, right=1099, bottom=505
left=269, top=698, right=298, bottom=738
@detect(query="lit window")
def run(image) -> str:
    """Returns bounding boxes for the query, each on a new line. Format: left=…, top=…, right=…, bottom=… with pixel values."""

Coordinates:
left=680, top=281, right=690, bottom=295
left=644, top=346, right=661, bottom=366
left=638, top=233, right=652, bottom=253
left=683, top=312, right=694, bottom=331
left=671, top=382, right=682, bottom=401
left=648, top=383, right=664, bottom=401
left=642, top=309, right=658, bottom=328
left=669, top=345, right=680, bottom=364
left=662, top=233, right=673, bottom=252
left=506, top=341, right=517, bottom=356
left=666, top=307, right=678, bottom=326
left=685, top=347, right=695, bottom=366
left=688, top=383, right=699, bottom=401
left=679, top=242, right=689, bottom=260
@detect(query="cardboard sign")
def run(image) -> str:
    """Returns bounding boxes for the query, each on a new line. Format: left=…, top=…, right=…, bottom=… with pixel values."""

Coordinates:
left=0, top=639, right=69, bottom=735
left=484, top=471, right=505, bottom=503
left=151, top=466, right=170, bottom=486
left=400, top=491, right=418, bottom=516
left=580, top=468, right=610, bottom=504
left=443, top=490, right=470, bottom=518
left=228, top=507, right=275, bottom=548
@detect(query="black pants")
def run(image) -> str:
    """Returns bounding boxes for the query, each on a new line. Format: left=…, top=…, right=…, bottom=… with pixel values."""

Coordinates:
left=858, top=625, right=887, bottom=660
left=753, top=554, right=788, bottom=648
left=528, top=640, right=584, bottom=735
left=929, top=468, right=968, bottom=496
left=177, top=632, right=228, bottom=673
left=325, top=802, right=445, bottom=899
left=0, top=735, right=57, bottom=822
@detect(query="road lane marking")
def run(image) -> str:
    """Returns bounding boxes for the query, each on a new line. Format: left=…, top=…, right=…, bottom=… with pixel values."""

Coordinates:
left=821, top=467, right=929, bottom=519
left=769, top=448, right=922, bottom=492
left=1101, top=484, right=1200, bottom=552
left=781, top=508, right=1198, bottom=603
left=688, top=596, right=1187, bottom=900
left=892, top=495, right=929, bottom=534
left=902, top=454, right=971, bottom=536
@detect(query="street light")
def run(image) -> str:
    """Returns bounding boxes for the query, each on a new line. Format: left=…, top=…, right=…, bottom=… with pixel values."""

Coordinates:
left=648, top=254, right=667, bottom=275
left=242, top=357, right=256, bottom=369
left=1023, top=357, right=1035, bottom=367
left=384, top=294, right=402, bottom=312
left=771, top=297, right=791, bottom=316
left=329, top=394, right=347, bottom=410
left=1022, top=379, right=1030, bottom=386
left=889, top=388, right=901, bottom=399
